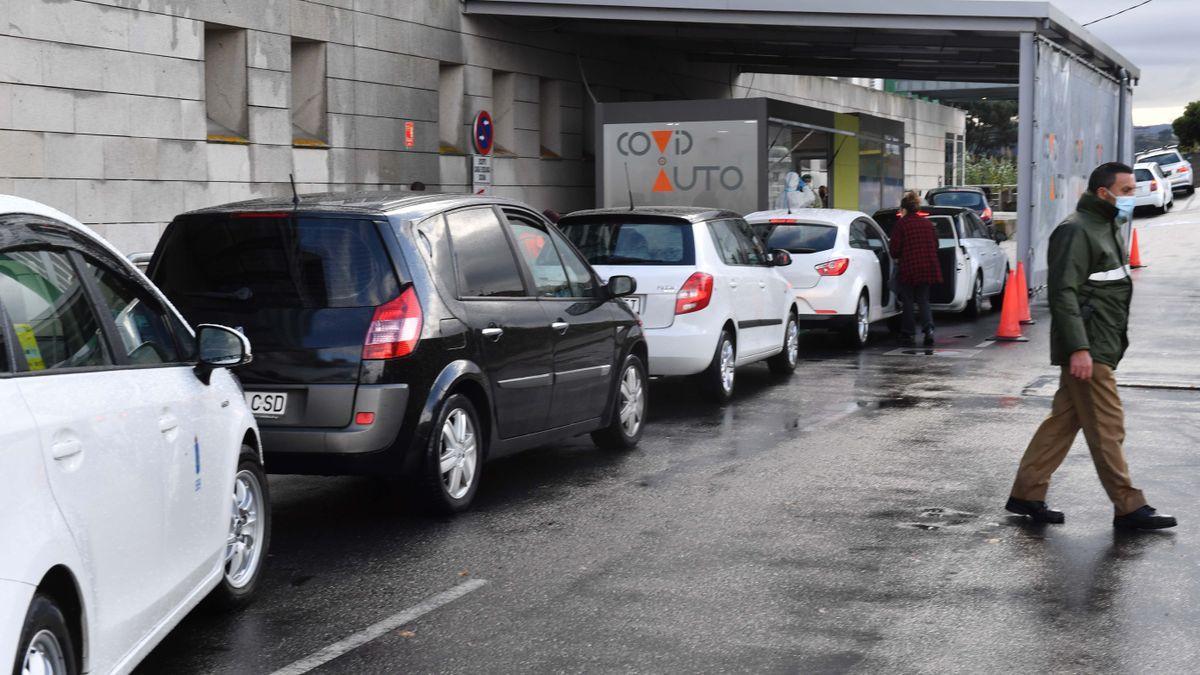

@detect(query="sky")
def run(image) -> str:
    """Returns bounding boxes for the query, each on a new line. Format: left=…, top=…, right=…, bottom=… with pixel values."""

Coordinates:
left=1024, top=0, right=1200, bottom=125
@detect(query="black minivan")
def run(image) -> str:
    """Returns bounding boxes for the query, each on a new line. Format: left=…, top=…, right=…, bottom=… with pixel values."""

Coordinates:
left=150, top=192, right=648, bottom=512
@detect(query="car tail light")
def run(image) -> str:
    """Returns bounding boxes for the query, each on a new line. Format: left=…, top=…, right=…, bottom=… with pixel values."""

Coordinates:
left=1179, top=166, right=1190, bottom=174
left=895, top=210, right=932, bottom=217
left=675, top=272, right=713, bottom=315
left=815, top=258, right=850, bottom=276
left=769, top=218, right=797, bottom=223
left=982, top=206, right=994, bottom=221
left=355, top=412, right=376, bottom=425
left=1151, top=180, right=1159, bottom=192
left=362, top=286, right=422, bottom=359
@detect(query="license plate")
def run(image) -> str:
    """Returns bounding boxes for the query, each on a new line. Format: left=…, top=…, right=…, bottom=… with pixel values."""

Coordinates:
left=622, top=295, right=643, bottom=314
left=245, top=392, right=288, bottom=418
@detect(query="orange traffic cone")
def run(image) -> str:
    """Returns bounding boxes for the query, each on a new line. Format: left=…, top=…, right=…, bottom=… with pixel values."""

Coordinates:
left=1129, top=229, right=1146, bottom=268
left=992, top=269, right=1028, bottom=342
left=1015, top=261, right=1035, bottom=325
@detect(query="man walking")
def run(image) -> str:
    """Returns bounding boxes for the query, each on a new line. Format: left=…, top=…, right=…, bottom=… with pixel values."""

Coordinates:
left=1007, top=162, right=1176, bottom=530
left=888, top=191, right=942, bottom=346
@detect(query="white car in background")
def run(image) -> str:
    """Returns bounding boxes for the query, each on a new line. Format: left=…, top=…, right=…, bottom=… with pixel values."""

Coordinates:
left=0, top=196, right=268, bottom=675
left=744, top=209, right=901, bottom=348
left=558, top=206, right=799, bottom=402
left=1136, top=146, right=1194, bottom=195
left=1133, top=162, right=1175, bottom=214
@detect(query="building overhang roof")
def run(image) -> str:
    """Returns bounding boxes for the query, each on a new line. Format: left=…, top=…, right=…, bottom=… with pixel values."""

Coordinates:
left=463, top=0, right=1138, bottom=84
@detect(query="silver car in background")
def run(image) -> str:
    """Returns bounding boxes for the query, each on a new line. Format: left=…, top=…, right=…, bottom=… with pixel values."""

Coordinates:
left=1135, top=147, right=1194, bottom=195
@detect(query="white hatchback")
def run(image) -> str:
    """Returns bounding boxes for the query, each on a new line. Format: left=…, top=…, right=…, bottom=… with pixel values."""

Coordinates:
left=744, top=209, right=901, bottom=348
left=1133, top=162, right=1174, bottom=214
left=0, top=196, right=268, bottom=675
left=558, top=207, right=800, bottom=402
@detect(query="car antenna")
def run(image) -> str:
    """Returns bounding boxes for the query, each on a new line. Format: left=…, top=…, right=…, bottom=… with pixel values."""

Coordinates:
left=289, top=173, right=300, bottom=207
left=624, top=162, right=635, bottom=211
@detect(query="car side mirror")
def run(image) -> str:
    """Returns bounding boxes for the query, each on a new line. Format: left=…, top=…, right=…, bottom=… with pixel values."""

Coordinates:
left=194, top=324, right=252, bottom=385
left=606, top=275, right=637, bottom=298
left=771, top=249, right=792, bottom=266
left=993, top=231, right=1008, bottom=243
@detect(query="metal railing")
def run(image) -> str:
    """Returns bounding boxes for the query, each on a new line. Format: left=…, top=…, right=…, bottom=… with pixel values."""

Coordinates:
left=963, top=183, right=1018, bottom=211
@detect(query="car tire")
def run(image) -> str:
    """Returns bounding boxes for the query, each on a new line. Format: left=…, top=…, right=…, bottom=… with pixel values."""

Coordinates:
left=417, top=394, right=483, bottom=514
left=767, top=311, right=800, bottom=375
left=13, top=594, right=79, bottom=675
left=700, top=329, right=736, bottom=403
left=592, top=353, right=647, bottom=450
left=1187, top=185, right=1195, bottom=195
left=206, top=450, right=271, bottom=610
left=841, top=292, right=870, bottom=349
left=965, top=273, right=985, bottom=318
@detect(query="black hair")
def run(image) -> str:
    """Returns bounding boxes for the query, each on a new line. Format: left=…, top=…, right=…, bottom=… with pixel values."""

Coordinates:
left=1087, top=162, right=1134, bottom=193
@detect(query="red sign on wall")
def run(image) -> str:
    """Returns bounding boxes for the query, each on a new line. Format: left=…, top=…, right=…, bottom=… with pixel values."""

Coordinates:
left=404, top=121, right=415, bottom=148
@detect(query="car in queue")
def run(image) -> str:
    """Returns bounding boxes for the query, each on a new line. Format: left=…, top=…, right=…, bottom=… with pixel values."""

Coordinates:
left=743, top=209, right=900, bottom=348
left=924, top=186, right=995, bottom=227
left=871, top=205, right=1009, bottom=317
left=0, top=195, right=267, bottom=675
left=149, top=192, right=648, bottom=514
left=1133, top=162, right=1174, bottom=215
left=557, top=206, right=799, bottom=403
left=1135, top=146, right=1194, bottom=195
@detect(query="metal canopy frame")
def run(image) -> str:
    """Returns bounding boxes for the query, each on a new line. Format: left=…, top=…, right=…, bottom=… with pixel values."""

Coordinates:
left=465, top=0, right=1139, bottom=284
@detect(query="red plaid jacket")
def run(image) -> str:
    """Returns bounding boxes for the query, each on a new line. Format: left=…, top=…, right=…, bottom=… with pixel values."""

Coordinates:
left=888, top=214, right=944, bottom=285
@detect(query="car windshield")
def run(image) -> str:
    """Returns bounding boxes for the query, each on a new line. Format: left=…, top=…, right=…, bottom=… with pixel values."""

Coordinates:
left=759, top=222, right=838, bottom=254
left=929, top=191, right=986, bottom=210
left=1134, top=168, right=1154, bottom=182
left=152, top=215, right=400, bottom=308
left=558, top=218, right=694, bottom=265
left=1139, top=153, right=1181, bottom=167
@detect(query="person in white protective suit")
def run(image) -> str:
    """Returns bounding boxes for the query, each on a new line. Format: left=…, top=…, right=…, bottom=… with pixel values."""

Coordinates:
left=774, top=171, right=818, bottom=211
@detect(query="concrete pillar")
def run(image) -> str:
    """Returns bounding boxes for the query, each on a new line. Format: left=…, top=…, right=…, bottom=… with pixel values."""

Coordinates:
left=1016, top=32, right=1036, bottom=288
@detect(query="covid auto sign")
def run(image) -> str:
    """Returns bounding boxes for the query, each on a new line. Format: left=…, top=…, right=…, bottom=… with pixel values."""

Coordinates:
left=602, top=119, right=758, bottom=214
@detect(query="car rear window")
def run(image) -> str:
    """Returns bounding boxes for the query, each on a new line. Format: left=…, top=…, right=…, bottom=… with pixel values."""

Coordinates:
left=558, top=218, right=694, bottom=265
left=1139, top=152, right=1181, bottom=167
left=761, top=223, right=838, bottom=254
left=929, top=191, right=986, bottom=209
left=153, top=215, right=400, bottom=309
left=1134, top=168, right=1154, bottom=182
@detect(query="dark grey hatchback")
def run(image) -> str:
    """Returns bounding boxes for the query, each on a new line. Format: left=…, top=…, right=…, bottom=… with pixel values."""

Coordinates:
left=150, top=192, right=647, bottom=512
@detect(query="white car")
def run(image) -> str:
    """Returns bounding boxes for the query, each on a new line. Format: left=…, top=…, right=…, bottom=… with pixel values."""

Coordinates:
left=744, top=209, right=901, bottom=348
left=1133, top=162, right=1175, bottom=214
left=558, top=207, right=799, bottom=402
left=1135, top=147, right=1194, bottom=195
left=0, top=196, right=268, bottom=675
left=872, top=206, right=1010, bottom=318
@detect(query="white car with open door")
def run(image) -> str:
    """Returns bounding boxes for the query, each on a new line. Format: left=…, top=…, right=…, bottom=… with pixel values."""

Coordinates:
left=744, top=209, right=901, bottom=348
left=871, top=205, right=1010, bottom=317
left=558, top=206, right=800, bottom=403
left=0, top=195, right=267, bottom=675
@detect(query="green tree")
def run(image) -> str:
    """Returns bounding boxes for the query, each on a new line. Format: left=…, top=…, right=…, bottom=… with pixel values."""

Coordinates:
left=1173, top=101, right=1200, bottom=151
left=964, top=100, right=1018, bottom=156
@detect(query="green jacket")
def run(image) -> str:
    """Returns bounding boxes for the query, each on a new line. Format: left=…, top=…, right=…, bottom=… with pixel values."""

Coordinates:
left=1047, top=192, right=1133, bottom=369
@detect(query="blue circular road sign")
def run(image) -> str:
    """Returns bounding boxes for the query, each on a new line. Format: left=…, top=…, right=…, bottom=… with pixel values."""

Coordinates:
left=473, top=110, right=493, bottom=155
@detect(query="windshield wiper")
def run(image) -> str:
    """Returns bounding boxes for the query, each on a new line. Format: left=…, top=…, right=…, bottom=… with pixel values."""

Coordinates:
left=183, top=287, right=254, bottom=301
left=602, top=255, right=654, bottom=264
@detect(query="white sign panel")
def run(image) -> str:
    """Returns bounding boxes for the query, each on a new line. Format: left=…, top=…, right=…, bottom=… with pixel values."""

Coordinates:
left=472, top=154, right=492, bottom=195
left=602, top=119, right=758, bottom=214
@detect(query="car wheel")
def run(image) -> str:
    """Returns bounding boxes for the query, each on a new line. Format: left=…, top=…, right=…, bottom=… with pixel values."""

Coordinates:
left=965, top=273, right=985, bottom=318
left=207, top=450, right=271, bottom=609
left=592, top=353, right=647, bottom=450
left=14, top=594, right=79, bottom=675
left=700, top=329, right=736, bottom=403
left=1187, top=185, right=1195, bottom=195
left=841, top=292, right=870, bottom=349
left=767, top=311, right=800, bottom=374
left=418, top=394, right=482, bottom=514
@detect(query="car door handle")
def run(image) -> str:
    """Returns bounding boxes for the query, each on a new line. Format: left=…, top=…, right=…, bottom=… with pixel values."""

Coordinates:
left=51, top=438, right=83, bottom=461
left=159, top=414, right=179, bottom=434
left=481, top=327, right=504, bottom=341
left=551, top=321, right=569, bottom=334
left=728, top=280, right=738, bottom=288
left=758, top=281, right=766, bottom=288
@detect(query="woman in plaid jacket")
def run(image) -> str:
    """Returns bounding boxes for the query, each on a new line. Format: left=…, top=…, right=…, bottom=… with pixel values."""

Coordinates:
left=888, top=191, right=943, bottom=346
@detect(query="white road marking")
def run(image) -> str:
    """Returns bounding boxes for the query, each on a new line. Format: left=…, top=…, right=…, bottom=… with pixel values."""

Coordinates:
left=975, top=340, right=995, bottom=348
left=269, top=579, right=488, bottom=675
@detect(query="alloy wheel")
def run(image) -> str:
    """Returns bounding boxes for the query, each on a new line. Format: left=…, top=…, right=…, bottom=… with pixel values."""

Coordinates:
left=974, top=276, right=984, bottom=311
left=225, top=469, right=265, bottom=589
left=22, top=629, right=68, bottom=675
left=856, top=296, right=870, bottom=344
left=720, top=338, right=736, bottom=394
left=439, top=408, right=478, bottom=500
left=785, top=318, right=799, bottom=366
left=618, top=363, right=645, bottom=437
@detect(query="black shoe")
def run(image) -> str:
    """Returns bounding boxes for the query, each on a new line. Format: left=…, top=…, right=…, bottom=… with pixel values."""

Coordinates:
left=923, top=333, right=935, bottom=347
left=1113, top=505, right=1177, bottom=530
left=1005, top=497, right=1065, bottom=524
left=898, top=335, right=915, bottom=347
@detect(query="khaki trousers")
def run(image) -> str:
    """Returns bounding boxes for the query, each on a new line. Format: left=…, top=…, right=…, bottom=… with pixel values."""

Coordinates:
left=1011, top=364, right=1147, bottom=515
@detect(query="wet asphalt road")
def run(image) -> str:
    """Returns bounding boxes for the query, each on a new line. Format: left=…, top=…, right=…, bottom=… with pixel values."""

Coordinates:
left=141, top=195, right=1200, bottom=674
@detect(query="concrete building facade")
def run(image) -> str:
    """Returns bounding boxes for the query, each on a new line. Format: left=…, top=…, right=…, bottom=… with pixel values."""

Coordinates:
left=0, top=0, right=965, bottom=253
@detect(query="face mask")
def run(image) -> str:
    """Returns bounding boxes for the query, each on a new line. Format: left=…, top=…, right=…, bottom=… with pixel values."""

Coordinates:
left=1115, top=196, right=1136, bottom=222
